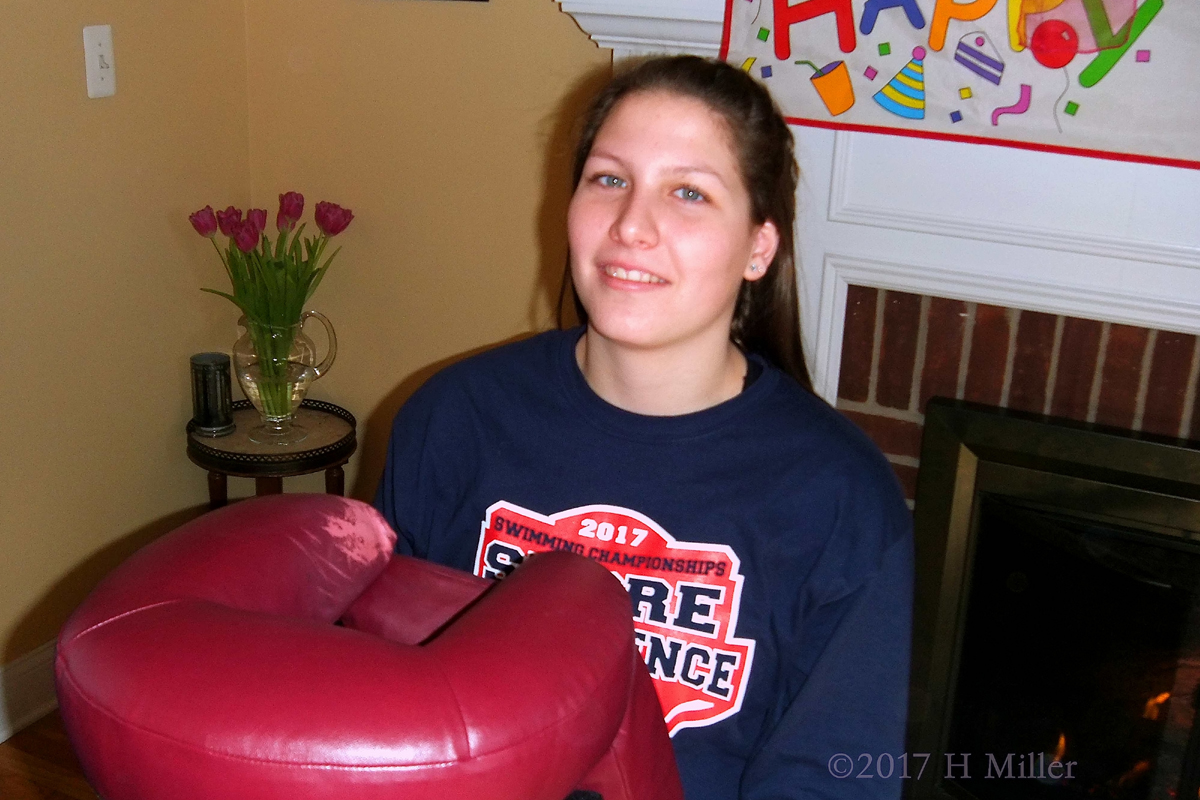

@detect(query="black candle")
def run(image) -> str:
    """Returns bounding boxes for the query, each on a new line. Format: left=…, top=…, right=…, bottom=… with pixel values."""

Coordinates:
left=190, top=352, right=235, bottom=436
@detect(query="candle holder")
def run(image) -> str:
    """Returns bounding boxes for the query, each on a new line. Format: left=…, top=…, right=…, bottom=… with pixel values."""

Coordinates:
left=190, top=352, right=235, bottom=437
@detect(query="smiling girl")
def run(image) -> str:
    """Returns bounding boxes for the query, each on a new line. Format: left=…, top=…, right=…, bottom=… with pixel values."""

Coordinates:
left=376, top=56, right=912, bottom=799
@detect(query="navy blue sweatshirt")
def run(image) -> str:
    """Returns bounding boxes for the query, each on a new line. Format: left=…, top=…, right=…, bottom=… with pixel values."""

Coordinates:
left=375, top=328, right=913, bottom=799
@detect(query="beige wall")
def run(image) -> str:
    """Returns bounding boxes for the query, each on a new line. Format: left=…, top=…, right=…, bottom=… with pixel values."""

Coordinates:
left=0, top=0, right=608, bottom=668
left=0, top=1, right=250, bottom=664
left=242, top=0, right=610, bottom=499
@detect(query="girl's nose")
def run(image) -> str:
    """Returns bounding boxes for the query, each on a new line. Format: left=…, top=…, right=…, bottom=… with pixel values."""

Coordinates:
left=611, top=188, right=658, bottom=248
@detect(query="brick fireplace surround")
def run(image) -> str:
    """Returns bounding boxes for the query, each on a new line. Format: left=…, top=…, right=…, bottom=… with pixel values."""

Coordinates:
left=837, top=285, right=1200, bottom=502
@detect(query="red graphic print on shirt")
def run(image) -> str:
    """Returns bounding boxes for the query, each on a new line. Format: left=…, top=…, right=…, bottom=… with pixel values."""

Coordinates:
left=474, top=501, right=756, bottom=736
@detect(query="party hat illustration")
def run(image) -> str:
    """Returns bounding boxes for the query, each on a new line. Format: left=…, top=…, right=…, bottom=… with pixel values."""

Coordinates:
left=873, top=46, right=926, bottom=119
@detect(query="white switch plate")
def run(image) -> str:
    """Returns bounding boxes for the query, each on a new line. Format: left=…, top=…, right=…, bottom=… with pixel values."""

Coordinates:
left=82, top=25, right=116, bottom=98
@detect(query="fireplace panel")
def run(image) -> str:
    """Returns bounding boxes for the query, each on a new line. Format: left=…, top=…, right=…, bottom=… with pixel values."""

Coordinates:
left=908, top=400, right=1200, bottom=800
left=947, top=495, right=1200, bottom=799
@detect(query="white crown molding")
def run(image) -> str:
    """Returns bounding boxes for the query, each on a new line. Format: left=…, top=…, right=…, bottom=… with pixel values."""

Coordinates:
left=0, top=641, right=58, bottom=742
left=828, top=133, right=1200, bottom=270
left=554, top=0, right=725, bottom=58
left=812, top=253, right=1200, bottom=405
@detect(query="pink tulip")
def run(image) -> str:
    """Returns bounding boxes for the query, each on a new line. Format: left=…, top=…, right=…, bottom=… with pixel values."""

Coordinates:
left=233, top=220, right=260, bottom=253
left=276, top=192, right=304, bottom=232
left=189, top=206, right=218, bottom=238
left=216, top=206, right=243, bottom=238
left=246, top=208, right=268, bottom=237
left=314, top=201, right=354, bottom=236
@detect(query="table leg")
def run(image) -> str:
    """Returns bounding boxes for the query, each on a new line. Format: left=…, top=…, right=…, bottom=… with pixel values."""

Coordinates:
left=326, top=465, right=345, bottom=496
left=207, top=472, right=228, bottom=510
left=256, top=477, right=284, bottom=496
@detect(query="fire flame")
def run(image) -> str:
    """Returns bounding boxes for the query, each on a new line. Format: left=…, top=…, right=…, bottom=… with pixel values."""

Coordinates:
left=1052, top=732, right=1066, bottom=763
left=1117, top=759, right=1152, bottom=789
left=1144, top=692, right=1171, bottom=720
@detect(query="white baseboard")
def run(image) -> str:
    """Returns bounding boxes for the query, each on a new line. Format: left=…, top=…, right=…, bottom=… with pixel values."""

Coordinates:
left=0, top=641, right=58, bottom=742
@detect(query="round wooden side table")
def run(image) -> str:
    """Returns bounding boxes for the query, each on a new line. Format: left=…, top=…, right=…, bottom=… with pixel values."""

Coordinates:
left=186, top=400, right=357, bottom=510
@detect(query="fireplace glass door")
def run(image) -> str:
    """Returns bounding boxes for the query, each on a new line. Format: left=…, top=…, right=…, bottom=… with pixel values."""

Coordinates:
left=947, top=494, right=1200, bottom=799
left=910, top=400, right=1200, bottom=800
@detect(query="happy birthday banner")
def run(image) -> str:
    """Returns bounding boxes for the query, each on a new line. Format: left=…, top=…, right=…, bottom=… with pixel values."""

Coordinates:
left=721, top=0, right=1200, bottom=168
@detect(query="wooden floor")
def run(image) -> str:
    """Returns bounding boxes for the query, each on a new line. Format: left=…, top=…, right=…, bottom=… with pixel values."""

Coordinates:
left=0, top=711, right=97, bottom=799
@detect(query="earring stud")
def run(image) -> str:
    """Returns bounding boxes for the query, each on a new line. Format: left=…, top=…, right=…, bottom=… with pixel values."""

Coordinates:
left=750, top=263, right=762, bottom=274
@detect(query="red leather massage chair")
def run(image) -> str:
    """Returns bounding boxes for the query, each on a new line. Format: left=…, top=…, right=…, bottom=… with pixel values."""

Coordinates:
left=55, top=494, right=682, bottom=800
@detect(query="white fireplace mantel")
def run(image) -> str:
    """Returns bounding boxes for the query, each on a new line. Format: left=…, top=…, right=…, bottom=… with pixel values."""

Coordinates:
left=554, top=0, right=724, bottom=59
left=554, top=0, right=1200, bottom=404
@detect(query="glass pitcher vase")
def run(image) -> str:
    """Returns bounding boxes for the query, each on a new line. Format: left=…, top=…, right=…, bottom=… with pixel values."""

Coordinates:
left=232, top=311, right=336, bottom=445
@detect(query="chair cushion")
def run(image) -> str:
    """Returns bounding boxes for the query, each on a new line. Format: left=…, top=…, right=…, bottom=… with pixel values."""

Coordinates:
left=55, top=494, right=681, bottom=800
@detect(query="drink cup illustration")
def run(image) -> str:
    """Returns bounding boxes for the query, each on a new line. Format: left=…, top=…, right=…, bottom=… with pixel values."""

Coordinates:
left=797, top=59, right=857, bottom=116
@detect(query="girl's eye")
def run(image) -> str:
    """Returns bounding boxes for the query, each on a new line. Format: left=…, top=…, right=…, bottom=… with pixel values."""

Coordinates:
left=594, top=174, right=626, bottom=189
left=675, top=186, right=706, bottom=203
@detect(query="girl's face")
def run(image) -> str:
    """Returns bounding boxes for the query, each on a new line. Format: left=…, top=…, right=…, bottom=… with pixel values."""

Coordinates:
left=567, top=91, right=779, bottom=354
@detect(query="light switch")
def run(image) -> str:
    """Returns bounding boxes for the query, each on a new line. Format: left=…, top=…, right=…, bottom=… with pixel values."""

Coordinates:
left=82, top=25, right=116, bottom=98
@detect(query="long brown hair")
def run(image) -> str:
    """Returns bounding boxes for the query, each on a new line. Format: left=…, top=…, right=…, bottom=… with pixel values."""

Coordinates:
left=557, top=56, right=812, bottom=392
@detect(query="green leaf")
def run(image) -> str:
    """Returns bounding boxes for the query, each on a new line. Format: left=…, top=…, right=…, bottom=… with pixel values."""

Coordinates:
left=319, top=245, right=341, bottom=273
left=305, top=266, right=327, bottom=301
left=200, top=287, right=248, bottom=317
left=200, top=287, right=237, bottom=302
